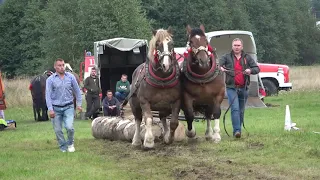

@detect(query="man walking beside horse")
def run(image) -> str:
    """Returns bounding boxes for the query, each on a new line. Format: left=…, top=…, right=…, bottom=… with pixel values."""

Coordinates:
left=46, top=58, right=82, bottom=152
left=219, top=38, right=260, bottom=138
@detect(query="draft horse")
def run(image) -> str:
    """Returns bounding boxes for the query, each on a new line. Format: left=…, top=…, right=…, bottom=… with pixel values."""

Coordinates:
left=29, top=70, right=53, bottom=121
left=123, top=27, right=181, bottom=149
left=181, top=24, right=225, bottom=142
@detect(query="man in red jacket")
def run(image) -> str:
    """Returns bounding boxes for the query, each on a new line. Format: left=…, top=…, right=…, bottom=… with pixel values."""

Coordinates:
left=219, top=38, right=260, bottom=138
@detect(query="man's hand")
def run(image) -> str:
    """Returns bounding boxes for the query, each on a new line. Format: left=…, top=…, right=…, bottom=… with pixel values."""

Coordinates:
left=49, top=110, right=55, bottom=118
left=77, top=106, right=82, bottom=112
left=220, top=66, right=227, bottom=72
left=244, top=68, right=251, bottom=75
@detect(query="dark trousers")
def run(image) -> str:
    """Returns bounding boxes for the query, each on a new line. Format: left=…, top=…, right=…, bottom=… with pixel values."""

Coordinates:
left=103, top=107, right=119, bottom=117
left=85, top=94, right=100, bottom=118
left=115, top=91, right=128, bottom=102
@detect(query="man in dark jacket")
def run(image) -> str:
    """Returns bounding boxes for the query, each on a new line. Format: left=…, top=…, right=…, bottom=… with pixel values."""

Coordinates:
left=84, top=67, right=101, bottom=120
left=102, top=90, right=120, bottom=116
left=219, top=38, right=260, bottom=138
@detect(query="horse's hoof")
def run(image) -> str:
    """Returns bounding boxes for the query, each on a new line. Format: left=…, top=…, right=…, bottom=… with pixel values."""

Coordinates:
left=212, top=133, right=221, bottom=143
left=132, top=140, right=142, bottom=147
left=143, top=140, right=155, bottom=149
left=163, top=133, right=173, bottom=144
left=205, top=135, right=214, bottom=141
left=185, top=129, right=196, bottom=138
left=164, top=137, right=173, bottom=145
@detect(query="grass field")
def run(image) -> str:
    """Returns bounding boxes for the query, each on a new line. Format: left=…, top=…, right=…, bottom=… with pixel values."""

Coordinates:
left=1, top=67, right=320, bottom=180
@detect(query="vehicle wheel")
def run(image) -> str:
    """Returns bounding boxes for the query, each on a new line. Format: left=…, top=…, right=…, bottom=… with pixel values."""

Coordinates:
left=262, top=79, right=278, bottom=96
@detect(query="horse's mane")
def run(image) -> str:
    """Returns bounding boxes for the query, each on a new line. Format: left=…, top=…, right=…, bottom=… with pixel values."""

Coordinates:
left=148, top=29, right=173, bottom=61
left=189, top=28, right=205, bottom=38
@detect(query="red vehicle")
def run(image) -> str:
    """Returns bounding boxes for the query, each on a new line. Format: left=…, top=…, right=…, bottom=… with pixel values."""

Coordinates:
left=257, top=63, right=292, bottom=96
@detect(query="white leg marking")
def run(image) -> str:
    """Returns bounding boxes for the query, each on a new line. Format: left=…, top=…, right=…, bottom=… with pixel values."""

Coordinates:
left=205, top=119, right=214, bottom=141
left=212, top=119, right=221, bottom=143
left=132, top=119, right=142, bottom=146
left=143, top=117, right=155, bottom=148
left=161, top=118, right=170, bottom=144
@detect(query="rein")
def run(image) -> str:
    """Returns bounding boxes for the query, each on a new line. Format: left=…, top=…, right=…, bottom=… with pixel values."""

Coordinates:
left=222, top=68, right=249, bottom=137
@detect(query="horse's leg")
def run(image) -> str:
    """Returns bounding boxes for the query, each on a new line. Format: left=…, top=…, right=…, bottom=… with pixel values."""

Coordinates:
left=37, top=107, right=41, bottom=121
left=131, top=102, right=143, bottom=147
left=204, top=105, right=214, bottom=141
left=169, top=99, right=181, bottom=144
left=182, top=93, right=196, bottom=138
left=212, top=96, right=224, bottom=143
left=132, top=117, right=142, bottom=147
left=159, top=111, right=169, bottom=144
left=33, top=104, right=37, bottom=121
left=141, top=100, right=154, bottom=149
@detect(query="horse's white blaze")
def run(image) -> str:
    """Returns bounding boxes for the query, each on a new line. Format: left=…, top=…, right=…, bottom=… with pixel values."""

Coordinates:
left=163, top=39, right=170, bottom=71
left=195, top=35, right=201, bottom=41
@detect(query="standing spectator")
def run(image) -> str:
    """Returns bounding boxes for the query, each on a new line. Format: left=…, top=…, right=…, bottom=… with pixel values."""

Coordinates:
left=115, top=74, right=130, bottom=102
left=46, top=58, right=82, bottom=152
left=102, top=90, right=120, bottom=116
left=219, top=38, right=260, bottom=138
left=84, top=67, right=101, bottom=120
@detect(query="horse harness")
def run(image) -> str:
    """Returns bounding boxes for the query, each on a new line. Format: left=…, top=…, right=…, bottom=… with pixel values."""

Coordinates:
left=182, top=48, right=221, bottom=85
left=122, top=58, right=180, bottom=104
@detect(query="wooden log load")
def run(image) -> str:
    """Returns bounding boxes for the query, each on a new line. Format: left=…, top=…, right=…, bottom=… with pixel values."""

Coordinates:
left=91, top=116, right=186, bottom=142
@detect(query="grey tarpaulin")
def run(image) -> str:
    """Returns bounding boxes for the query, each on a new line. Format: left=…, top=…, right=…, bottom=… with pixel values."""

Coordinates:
left=96, top=38, right=148, bottom=52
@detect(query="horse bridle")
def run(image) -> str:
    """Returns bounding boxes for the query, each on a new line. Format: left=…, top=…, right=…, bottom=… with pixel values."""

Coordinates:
left=153, top=49, right=175, bottom=71
left=188, top=41, right=212, bottom=65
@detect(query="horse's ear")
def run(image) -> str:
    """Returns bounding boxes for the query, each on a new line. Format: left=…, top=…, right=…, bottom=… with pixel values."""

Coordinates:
left=200, top=24, right=205, bottom=33
left=167, top=26, right=173, bottom=35
left=152, top=29, right=157, bottom=36
left=186, top=24, right=192, bottom=35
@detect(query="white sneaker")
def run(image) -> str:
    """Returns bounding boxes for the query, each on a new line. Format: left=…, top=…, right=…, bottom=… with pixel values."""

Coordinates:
left=67, top=145, right=75, bottom=152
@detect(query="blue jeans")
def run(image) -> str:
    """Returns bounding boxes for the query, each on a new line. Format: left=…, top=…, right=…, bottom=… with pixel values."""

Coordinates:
left=115, top=91, right=128, bottom=102
left=51, top=105, right=75, bottom=151
left=226, top=87, right=248, bottom=135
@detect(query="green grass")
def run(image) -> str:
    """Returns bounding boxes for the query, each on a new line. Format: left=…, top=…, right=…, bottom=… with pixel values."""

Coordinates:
left=1, top=91, right=320, bottom=180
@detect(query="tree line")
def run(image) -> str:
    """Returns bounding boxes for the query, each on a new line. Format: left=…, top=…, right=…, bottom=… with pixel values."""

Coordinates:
left=0, top=0, right=319, bottom=78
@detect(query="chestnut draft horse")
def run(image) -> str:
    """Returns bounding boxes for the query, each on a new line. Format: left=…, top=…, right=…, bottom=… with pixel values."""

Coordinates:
left=181, top=24, right=225, bottom=142
left=122, top=27, right=181, bottom=149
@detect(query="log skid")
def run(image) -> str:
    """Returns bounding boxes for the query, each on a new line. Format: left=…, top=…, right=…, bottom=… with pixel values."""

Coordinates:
left=91, top=116, right=186, bottom=142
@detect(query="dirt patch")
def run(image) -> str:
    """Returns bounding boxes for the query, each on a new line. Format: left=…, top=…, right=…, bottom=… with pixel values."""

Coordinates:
left=265, top=103, right=280, bottom=107
left=173, top=165, right=231, bottom=180
left=247, top=142, right=264, bottom=150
